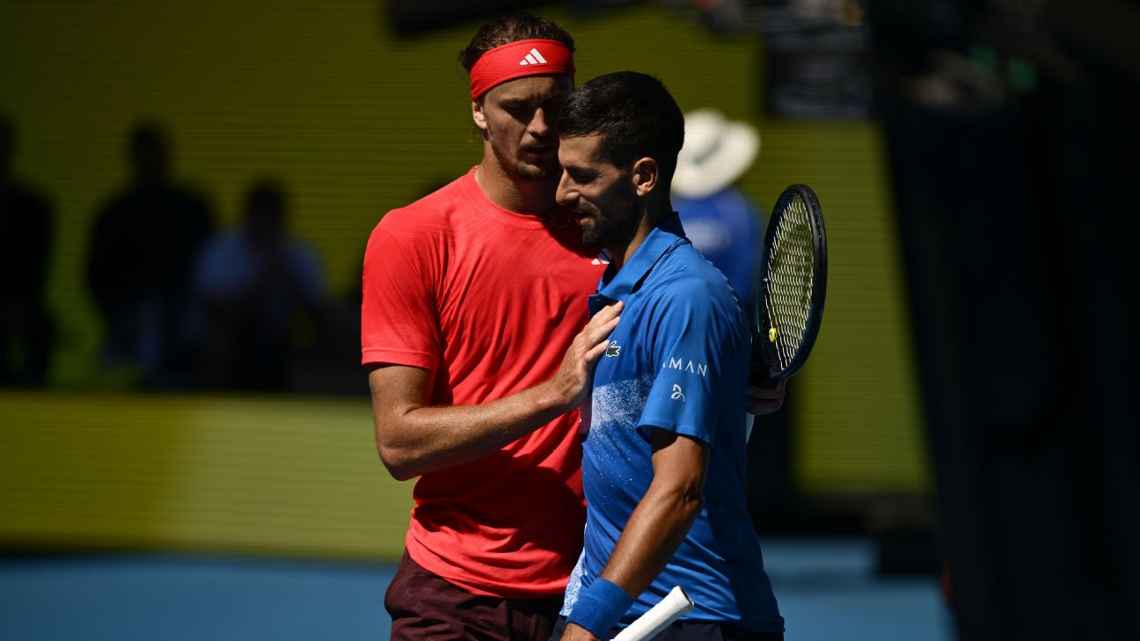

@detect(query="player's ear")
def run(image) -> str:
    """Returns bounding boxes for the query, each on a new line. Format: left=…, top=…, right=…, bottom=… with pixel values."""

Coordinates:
left=472, top=99, right=488, bottom=135
left=632, top=157, right=659, bottom=197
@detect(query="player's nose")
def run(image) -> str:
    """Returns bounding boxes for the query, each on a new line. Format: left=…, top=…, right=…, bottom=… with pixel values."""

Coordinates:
left=528, top=107, right=552, bottom=138
left=555, top=172, right=575, bottom=207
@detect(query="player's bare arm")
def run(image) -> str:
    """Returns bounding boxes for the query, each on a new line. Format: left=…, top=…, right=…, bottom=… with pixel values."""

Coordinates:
left=560, top=430, right=707, bottom=641
left=370, top=301, right=622, bottom=480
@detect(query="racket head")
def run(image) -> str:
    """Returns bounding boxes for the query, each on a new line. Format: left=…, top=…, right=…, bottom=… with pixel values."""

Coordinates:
left=753, top=184, right=828, bottom=381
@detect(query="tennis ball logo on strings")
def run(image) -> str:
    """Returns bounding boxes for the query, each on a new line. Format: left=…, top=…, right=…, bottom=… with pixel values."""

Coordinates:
left=768, top=327, right=779, bottom=343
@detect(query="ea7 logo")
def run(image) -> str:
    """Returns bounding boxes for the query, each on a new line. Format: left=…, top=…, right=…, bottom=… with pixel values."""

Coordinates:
left=671, top=384, right=685, bottom=401
left=665, top=357, right=708, bottom=377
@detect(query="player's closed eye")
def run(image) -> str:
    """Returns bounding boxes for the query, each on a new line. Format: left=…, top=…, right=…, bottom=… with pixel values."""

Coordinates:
left=503, top=102, right=534, bottom=122
left=543, top=98, right=565, bottom=119
left=567, top=168, right=596, bottom=184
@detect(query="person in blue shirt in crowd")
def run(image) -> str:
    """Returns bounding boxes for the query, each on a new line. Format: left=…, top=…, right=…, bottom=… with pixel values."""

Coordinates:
left=551, top=71, right=784, bottom=641
left=190, top=179, right=326, bottom=391
left=672, top=109, right=763, bottom=311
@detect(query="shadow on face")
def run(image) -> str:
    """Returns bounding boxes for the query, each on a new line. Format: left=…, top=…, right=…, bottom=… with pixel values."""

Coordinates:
left=475, top=75, right=572, bottom=180
left=556, top=133, right=639, bottom=248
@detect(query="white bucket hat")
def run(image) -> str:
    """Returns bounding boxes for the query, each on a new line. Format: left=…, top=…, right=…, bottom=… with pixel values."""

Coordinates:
left=671, top=109, right=761, bottom=198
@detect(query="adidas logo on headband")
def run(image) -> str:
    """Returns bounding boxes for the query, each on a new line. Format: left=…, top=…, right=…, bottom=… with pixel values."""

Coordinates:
left=469, top=39, right=573, bottom=99
left=518, top=48, right=548, bottom=66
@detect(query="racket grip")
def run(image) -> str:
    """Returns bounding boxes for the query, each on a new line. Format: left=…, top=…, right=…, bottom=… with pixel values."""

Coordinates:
left=748, top=353, right=776, bottom=387
left=611, top=586, right=694, bottom=641
left=749, top=330, right=777, bottom=386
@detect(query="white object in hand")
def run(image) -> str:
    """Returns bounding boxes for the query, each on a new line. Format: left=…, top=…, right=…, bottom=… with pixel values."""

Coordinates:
left=611, top=586, right=694, bottom=641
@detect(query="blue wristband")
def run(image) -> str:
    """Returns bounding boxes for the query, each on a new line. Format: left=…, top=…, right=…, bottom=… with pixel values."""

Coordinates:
left=567, top=578, right=634, bottom=639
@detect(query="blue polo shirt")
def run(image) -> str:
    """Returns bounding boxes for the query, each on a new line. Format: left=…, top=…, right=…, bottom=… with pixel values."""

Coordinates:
left=561, top=218, right=783, bottom=634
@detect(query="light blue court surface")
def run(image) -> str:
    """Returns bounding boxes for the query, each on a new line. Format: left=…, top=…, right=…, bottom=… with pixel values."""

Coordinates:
left=0, top=540, right=951, bottom=641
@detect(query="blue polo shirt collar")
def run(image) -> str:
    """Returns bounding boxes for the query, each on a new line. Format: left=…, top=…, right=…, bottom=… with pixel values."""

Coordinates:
left=590, top=214, right=688, bottom=314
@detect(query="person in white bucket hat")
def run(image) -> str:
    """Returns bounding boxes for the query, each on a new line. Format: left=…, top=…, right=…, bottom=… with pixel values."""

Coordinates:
left=672, top=109, right=764, bottom=310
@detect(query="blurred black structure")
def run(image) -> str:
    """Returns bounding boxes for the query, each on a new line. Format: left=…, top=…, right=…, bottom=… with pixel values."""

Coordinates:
left=190, top=179, right=327, bottom=392
left=867, top=1, right=1140, bottom=639
left=86, top=121, right=215, bottom=389
left=760, top=0, right=872, bottom=119
left=0, top=114, right=56, bottom=387
left=386, top=0, right=556, bottom=35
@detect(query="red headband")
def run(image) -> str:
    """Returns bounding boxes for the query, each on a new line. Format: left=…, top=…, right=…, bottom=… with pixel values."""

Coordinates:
left=469, top=38, right=575, bottom=100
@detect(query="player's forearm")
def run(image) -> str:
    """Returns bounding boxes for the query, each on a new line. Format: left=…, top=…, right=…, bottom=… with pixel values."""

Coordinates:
left=373, top=380, right=572, bottom=480
left=371, top=301, right=621, bottom=481
left=563, top=480, right=701, bottom=640
left=599, top=477, right=703, bottom=597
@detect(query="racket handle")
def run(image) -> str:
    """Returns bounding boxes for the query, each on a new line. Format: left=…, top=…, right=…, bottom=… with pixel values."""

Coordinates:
left=611, top=586, right=694, bottom=641
left=749, top=331, right=777, bottom=386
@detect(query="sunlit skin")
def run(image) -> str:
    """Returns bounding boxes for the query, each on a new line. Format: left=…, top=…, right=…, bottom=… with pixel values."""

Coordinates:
left=473, top=75, right=572, bottom=214
left=367, top=70, right=626, bottom=484
left=557, top=131, right=785, bottom=407
left=556, top=133, right=660, bottom=269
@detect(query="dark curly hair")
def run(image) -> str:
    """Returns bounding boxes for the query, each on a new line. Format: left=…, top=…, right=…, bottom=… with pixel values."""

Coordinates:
left=557, top=71, right=685, bottom=186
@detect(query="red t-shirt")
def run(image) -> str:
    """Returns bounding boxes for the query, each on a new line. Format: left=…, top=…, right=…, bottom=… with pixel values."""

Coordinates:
left=361, top=168, right=604, bottom=598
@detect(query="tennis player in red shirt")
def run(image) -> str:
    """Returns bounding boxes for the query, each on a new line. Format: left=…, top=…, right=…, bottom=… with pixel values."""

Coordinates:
left=362, top=15, right=786, bottom=641
left=362, top=15, right=616, bottom=641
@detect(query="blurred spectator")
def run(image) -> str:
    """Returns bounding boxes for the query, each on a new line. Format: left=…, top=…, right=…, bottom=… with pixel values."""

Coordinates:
left=191, top=179, right=327, bottom=392
left=289, top=177, right=452, bottom=396
left=672, top=109, right=764, bottom=308
left=0, top=114, right=56, bottom=386
left=86, top=121, right=214, bottom=388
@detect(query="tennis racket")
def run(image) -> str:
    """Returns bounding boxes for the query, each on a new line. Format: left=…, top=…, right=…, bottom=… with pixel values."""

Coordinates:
left=611, top=586, right=694, bottom=641
left=751, top=184, right=828, bottom=384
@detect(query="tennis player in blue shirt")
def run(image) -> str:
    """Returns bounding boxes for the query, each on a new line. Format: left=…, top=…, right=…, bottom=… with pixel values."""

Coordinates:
left=550, top=71, right=784, bottom=641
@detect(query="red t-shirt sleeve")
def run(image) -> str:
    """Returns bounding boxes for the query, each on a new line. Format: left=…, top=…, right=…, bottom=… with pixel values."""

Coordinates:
left=360, top=219, right=441, bottom=371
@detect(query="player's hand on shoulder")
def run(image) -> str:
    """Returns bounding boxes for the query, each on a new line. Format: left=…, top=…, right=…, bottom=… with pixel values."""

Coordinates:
left=549, top=301, right=623, bottom=409
left=746, top=379, right=786, bottom=415
left=559, top=622, right=602, bottom=641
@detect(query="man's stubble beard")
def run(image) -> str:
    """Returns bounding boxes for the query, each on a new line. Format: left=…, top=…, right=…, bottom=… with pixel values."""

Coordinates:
left=581, top=199, right=640, bottom=250
left=580, top=220, right=603, bottom=247
left=491, top=138, right=559, bottom=182
left=514, top=160, right=556, bottom=180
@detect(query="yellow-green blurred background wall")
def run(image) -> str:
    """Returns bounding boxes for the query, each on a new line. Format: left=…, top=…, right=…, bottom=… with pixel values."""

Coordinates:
left=1, top=1, right=926, bottom=557
left=0, top=392, right=408, bottom=558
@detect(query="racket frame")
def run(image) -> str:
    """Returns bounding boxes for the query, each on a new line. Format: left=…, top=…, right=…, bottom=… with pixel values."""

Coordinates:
left=753, top=183, right=828, bottom=381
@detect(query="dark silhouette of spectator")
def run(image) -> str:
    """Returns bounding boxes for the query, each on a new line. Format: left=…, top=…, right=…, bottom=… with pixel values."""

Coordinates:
left=86, top=121, right=214, bottom=388
left=287, top=177, right=452, bottom=396
left=190, top=179, right=327, bottom=392
left=0, top=114, right=56, bottom=386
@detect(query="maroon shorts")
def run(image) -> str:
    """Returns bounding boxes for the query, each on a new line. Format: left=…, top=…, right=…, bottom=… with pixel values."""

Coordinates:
left=385, top=552, right=563, bottom=641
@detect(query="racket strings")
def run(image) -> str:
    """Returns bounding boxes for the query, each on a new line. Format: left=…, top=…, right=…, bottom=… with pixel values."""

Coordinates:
left=764, top=196, right=816, bottom=370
